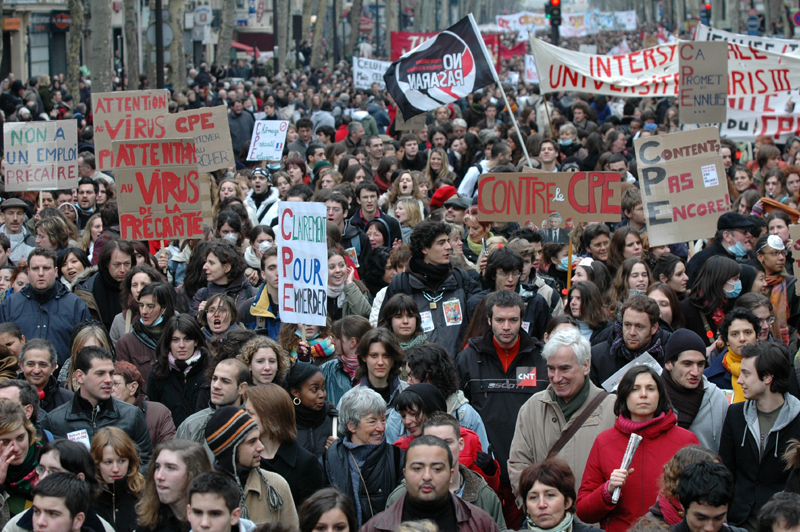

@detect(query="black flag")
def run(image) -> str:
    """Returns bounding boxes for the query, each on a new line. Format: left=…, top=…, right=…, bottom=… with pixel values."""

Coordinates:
left=384, top=14, right=498, bottom=119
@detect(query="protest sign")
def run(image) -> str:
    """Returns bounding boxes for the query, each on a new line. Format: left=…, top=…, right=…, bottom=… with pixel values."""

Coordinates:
left=634, top=128, right=730, bottom=247
left=678, top=41, right=728, bottom=124
left=112, top=138, right=212, bottom=240
left=4, top=122, right=79, bottom=191
left=476, top=171, right=622, bottom=224
left=695, top=24, right=800, bottom=54
left=394, top=109, right=427, bottom=131
left=247, top=120, right=289, bottom=161
left=164, top=106, right=234, bottom=172
left=277, top=201, right=328, bottom=327
left=524, top=55, right=539, bottom=83
left=93, top=90, right=170, bottom=170
left=721, top=90, right=800, bottom=142
left=531, top=37, right=800, bottom=98
left=506, top=71, right=519, bottom=86
left=353, top=57, right=391, bottom=90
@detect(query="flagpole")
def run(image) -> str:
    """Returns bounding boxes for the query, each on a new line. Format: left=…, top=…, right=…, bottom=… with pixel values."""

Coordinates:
left=468, top=13, right=533, bottom=168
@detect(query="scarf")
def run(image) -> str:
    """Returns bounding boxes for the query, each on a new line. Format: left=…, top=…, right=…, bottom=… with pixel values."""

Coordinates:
left=766, top=274, right=790, bottom=345
left=29, top=283, right=58, bottom=304
left=721, top=349, right=745, bottom=403
left=295, top=402, right=329, bottom=428
left=326, top=282, right=346, bottom=308
left=340, top=355, right=360, bottom=381
left=521, top=511, right=575, bottom=532
left=132, top=318, right=164, bottom=351
left=661, top=369, right=705, bottom=428
left=656, top=494, right=684, bottom=526
left=616, top=412, right=666, bottom=434
left=292, top=331, right=335, bottom=362
left=409, top=256, right=453, bottom=290
left=399, top=333, right=428, bottom=353
left=5, top=441, right=40, bottom=514
left=169, top=350, right=202, bottom=376
left=93, top=268, right=123, bottom=331
left=609, top=320, right=665, bottom=363
left=402, top=493, right=458, bottom=532
left=551, top=376, right=591, bottom=421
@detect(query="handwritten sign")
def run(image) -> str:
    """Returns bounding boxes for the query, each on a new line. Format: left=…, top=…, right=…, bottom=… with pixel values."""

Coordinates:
left=3, top=122, right=79, bottom=191
left=165, top=106, right=234, bottom=172
left=634, top=127, right=730, bottom=247
left=476, top=172, right=622, bottom=224
left=93, top=90, right=170, bottom=170
left=278, top=201, right=328, bottom=326
left=112, top=138, right=212, bottom=240
left=524, top=55, right=539, bottom=83
left=679, top=41, right=728, bottom=124
left=247, top=120, right=289, bottom=161
left=353, top=57, right=391, bottom=90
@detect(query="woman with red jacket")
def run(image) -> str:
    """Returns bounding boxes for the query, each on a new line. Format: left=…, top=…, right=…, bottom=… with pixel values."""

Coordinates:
left=576, top=366, right=699, bottom=532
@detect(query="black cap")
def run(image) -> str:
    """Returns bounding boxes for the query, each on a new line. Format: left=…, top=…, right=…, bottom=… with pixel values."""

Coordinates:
left=717, top=212, right=754, bottom=231
left=664, top=329, right=707, bottom=364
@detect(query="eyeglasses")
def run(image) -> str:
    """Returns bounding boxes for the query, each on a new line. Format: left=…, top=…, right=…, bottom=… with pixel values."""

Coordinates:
left=760, top=316, right=776, bottom=325
left=761, top=250, right=786, bottom=258
left=496, top=271, right=522, bottom=279
left=36, top=465, right=66, bottom=476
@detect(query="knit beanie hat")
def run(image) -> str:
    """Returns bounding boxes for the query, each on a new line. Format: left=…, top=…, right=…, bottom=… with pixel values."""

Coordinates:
left=664, top=329, right=707, bottom=364
left=402, top=383, right=447, bottom=413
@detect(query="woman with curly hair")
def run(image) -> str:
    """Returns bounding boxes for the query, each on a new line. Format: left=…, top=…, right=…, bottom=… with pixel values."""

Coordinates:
left=90, top=427, right=146, bottom=532
left=238, top=336, right=290, bottom=385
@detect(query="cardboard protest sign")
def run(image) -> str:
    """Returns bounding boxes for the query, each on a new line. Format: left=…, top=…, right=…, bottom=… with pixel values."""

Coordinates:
left=247, top=120, right=289, bottom=161
left=678, top=41, right=728, bottom=124
left=790, top=225, right=800, bottom=279
left=277, top=201, right=328, bottom=327
left=476, top=171, right=622, bottom=224
left=3, top=122, right=79, bottom=191
left=531, top=37, right=800, bottom=97
left=634, top=127, right=730, bottom=247
left=93, top=90, right=170, bottom=170
left=524, top=55, right=539, bottom=83
left=394, top=109, right=427, bottom=131
left=112, top=138, right=212, bottom=240
left=353, top=57, right=391, bottom=90
left=164, top=106, right=234, bottom=172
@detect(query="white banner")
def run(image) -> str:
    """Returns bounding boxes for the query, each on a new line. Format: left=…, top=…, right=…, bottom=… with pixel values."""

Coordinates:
left=722, top=91, right=800, bottom=142
left=247, top=120, right=289, bottom=161
left=353, top=57, right=391, bottom=90
left=496, top=9, right=636, bottom=39
left=531, top=37, right=800, bottom=98
left=524, top=55, right=539, bottom=83
left=694, top=24, right=800, bottom=55
left=277, top=201, right=328, bottom=327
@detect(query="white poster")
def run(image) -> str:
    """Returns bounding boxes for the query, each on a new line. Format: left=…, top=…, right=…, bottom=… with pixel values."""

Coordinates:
left=277, top=201, right=328, bottom=327
left=694, top=24, right=800, bottom=55
left=247, top=120, right=289, bottom=161
left=4, top=122, right=79, bottom=191
left=524, top=55, right=539, bottom=83
left=353, top=57, right=391, bottom=90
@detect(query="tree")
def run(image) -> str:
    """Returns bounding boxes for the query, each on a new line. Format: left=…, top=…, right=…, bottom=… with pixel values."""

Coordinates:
left=310, top=0, right=326, bottom=68
left=123, top=0, right=139, bottom=89
left=384, top=0, right=397, bottom=57
left=347, top=0, right=363, bottom=57
left=217, top=0, right=236, bottom=71
left=88, top=0, right=113, bottom=93
left=413, top=0, right=422, bottom=31
left=66, top=0, right=84, bottom=99
left=168, top=0, right=186, bottom=91
left=275, top=0, right=288, bottom=72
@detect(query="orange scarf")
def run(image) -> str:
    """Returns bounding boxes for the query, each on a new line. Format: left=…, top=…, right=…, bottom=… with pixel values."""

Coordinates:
left=766, top=274, right=790, bottom=345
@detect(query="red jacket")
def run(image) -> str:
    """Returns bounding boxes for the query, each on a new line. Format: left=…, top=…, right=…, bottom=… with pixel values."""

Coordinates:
left=576, top=411, right=699, bottom=532
left=394, top=427, right=501, bottom=493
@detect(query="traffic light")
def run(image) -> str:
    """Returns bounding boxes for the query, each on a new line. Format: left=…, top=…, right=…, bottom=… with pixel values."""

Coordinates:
left=550, top=0, right=561, bottom=26
left=545, top=3, right=552, bottom=18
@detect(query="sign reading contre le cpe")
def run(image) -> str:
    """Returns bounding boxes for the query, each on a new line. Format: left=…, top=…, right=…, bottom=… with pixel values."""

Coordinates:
left=3, top=122, right=79, bottom=191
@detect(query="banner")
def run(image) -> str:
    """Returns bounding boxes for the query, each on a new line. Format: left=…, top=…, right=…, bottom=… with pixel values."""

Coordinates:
left=495, top=9, right=637, bottom=39
left=247, top=120, right=289, bottom=161
left=694, top=24, right=800, bottom=54
left=390, top=31, right=500, bottom=70
left=678, top=41, right=728, bottom=124
left=4, top=122, right=79, bottom=191
left=277, top=201, right=328, bottom=327
left=634, top=128, right=730, bottom=247
left=531, top=37, right=800, bottom=98
left=93, top=90, right=170, bottom=170
left=722, top=90, right=800, bottom=142
left=500, top=42, right=526, bottom=59
left=385, top=15, right=497, bottom=119
left=524, top=55, right=539, bottom=83
left=353, top=57, right=391, bottom=90
left=476, top=171, right=622, bottom=224
left=164, top=106, right=233, bottom=173
left=112, top=138, right=212, bottom=240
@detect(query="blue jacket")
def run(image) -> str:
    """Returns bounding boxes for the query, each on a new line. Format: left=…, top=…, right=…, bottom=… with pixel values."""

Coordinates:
left=237, top=284, right=281, bottom=340
left=704, top=348, right=733, bottom=391
left=0, top=282, right=91, bottom=366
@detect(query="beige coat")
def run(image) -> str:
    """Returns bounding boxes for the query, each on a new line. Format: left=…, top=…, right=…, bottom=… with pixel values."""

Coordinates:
left=508, top=382, right=616, bottom=501
left=243, top=468, right=298, bottom=528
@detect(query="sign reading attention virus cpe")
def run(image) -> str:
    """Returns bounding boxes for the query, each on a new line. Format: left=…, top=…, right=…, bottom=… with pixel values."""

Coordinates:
left=384, top=15, right=497, bottom=119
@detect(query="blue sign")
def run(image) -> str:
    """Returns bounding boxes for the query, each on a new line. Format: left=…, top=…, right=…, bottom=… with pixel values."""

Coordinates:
left=746, top=14, right=760, bottom=30
left=700, top=12, right=709, bottom=25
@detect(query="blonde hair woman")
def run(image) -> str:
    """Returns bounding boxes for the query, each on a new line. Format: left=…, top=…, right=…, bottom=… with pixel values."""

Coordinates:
left=59, top=322, right=112, bottom=390
left=79, top=213, right=103, bottom=261
left=394, top=197, right=423, bottom=243
left=238, top=336, right=291, bottom=385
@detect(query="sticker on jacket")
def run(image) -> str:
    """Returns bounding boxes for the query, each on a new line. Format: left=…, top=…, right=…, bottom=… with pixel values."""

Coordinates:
left=67, top=429, right=91, bottom=449
left=443, top=299, right=463, bottom=326
left=420, top=311, right=435, bottom=332
left=344, top=247, right=359, bottom=268
left=522, top=321, right=530, bottom=333
left=516, top=367, right=537, bottom=387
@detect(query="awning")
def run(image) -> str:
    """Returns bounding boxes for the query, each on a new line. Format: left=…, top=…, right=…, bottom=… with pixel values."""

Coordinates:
left=231, top=41, right=256, bottom=55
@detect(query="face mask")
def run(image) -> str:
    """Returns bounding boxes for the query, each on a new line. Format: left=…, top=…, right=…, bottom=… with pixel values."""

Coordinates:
left=725, top=280, right=742, bottom=298
left=258, top=241, right=273, bottom=253
left=223, top=233, right=238, bottom=244
left=728, top=241, right=748, bottom=257
left=559, top=138, right=573, bottom=146
left=557, top=256, right=579, bottom=271
left=267, top=163, right=282, bottom=171
left=142, top=311, right=165, bottom=327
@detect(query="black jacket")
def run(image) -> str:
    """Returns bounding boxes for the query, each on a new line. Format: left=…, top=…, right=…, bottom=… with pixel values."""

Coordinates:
left=466, top=285, right=552, bottom=343
left=685, top=239, right=737, bottom=288
left=455, top=330, right=547, bottom=482
left=260, top=440, right=326, bottom=508
left=41, top=393, right=152, bottom=469
left=719, top=395, right=800, bottom=526
left=146, top=352, right=208, bottom=427
left=93, top=478, right=139, bottom=532
left=39, top=375, right=73, bottom=413
left=296, top=402, right=337, bottom=458
left=349, top=209, right=403, bottom=247
left=323, top=438, right=403, bottom=526
left=590, top=326, right=672, bottom=387
left=341, top=220, right=372, bottom=271
left=134, top=505, right=190, bottom=532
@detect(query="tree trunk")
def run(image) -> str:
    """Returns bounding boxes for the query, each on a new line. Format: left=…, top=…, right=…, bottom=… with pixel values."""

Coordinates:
left=88, top=0, right=113, bottom=92
left=309, top=0, right=325, bottom=67
left=146, top=0, right=155, bottom=87
left=384, top=0, right=396, bottom=58
left=168, top=0, right=185, bottom=91
left=123, top=0, right=139, bottom=87
left=347, top=0, right=362, bottom=57
left=412, top=0, right=422, bottom=30
left=276, top=0, right=289, bottom=72
left=302, top=0, right=313, bottom=41
left=439, top=0, right=449, bottom=30
left=218, top=0, right=236, bottom=69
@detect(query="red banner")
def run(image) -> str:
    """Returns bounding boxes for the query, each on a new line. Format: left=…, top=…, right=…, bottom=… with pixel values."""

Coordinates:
left=390, top=31, right=500, bottom=70
left=500, top=42, right=527, bottom=59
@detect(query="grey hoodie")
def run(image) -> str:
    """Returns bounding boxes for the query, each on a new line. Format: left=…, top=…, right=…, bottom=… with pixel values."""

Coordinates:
left=686, top=376, right=730, bottom=452
left=743, top=393, right=800, bottom=459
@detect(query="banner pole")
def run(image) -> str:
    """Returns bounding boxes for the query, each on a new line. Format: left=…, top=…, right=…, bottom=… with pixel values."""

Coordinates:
left=566, top=239, right=572, bottom=294
left=468, top=13, right=533, bottom=168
